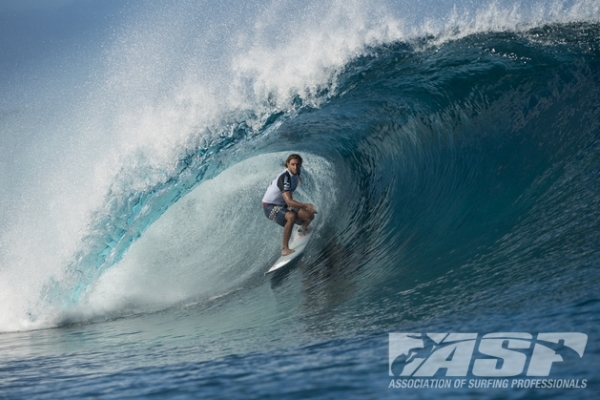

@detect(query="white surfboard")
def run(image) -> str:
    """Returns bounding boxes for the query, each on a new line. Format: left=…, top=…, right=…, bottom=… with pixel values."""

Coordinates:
left=265, top=231, right=313, bottom=275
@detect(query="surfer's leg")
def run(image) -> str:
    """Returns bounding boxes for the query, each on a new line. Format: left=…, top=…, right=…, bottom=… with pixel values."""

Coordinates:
left=282, top=211, right=297, bottom=256
left=297, top=208, right=315, bottom=231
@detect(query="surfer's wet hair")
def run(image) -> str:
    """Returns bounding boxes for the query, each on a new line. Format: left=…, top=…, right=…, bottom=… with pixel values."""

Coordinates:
left=285, top=154, right=303, bottom=166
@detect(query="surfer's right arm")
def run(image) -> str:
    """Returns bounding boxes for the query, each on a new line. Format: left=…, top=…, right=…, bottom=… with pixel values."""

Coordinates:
left=281, top=192, right=317, bottom=214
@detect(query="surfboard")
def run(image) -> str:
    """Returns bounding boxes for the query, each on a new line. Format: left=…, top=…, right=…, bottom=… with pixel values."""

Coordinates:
left=265, top=230, right=313, bottom=275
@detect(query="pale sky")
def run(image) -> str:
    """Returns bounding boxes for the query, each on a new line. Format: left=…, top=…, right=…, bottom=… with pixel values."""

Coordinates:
left=0, top=0, right=79, bottom=11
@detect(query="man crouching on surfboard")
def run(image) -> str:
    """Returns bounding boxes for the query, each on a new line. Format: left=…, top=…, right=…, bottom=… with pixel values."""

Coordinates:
left=262, top=154, right=318, bottom=256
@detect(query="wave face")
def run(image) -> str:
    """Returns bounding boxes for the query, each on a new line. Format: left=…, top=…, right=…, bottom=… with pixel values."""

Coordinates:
left=0, top=0, right=599, bottom=376
left=0, top=0, right=599, bottom=326
left=90, top=23, right=600, bottom=323
left=258, top=22, right=600, bottom=338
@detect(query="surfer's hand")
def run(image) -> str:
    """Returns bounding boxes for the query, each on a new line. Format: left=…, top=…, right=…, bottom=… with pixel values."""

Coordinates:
left=306, top=204, right=317, bottom=214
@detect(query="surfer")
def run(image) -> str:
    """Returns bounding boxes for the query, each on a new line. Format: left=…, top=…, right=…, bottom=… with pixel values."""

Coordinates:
left=262, top=154, right=318, bottom=256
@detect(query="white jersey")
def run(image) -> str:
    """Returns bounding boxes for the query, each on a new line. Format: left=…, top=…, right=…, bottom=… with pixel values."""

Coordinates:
left=262, top=169, right=300, bottom=206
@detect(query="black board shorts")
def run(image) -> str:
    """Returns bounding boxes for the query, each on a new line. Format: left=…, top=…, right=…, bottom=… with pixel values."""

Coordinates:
left=263, top=204, right=302, bottom=227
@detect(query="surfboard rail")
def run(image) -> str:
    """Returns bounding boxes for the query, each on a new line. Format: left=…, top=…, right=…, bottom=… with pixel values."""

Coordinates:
left=265, top=231, right=313, bottom=275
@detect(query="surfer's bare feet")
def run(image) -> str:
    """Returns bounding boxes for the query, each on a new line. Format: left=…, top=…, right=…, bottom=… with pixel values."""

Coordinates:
left=282, top=248, right=295, bottom=256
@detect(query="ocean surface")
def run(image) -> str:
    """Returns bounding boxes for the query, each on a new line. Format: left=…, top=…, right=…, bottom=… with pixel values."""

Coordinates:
left=1, top=0, right=599, bottom=398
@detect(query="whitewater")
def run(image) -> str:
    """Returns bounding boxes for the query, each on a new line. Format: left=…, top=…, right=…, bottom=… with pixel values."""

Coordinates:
left=0, top=0, right=599, bottom=398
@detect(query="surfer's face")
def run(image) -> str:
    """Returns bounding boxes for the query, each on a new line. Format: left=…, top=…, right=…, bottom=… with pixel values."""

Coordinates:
left=287, top=159, right=301, bottom=175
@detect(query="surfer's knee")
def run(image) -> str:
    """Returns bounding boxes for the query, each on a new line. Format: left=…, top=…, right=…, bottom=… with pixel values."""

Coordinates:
left=298, top=208, right=314, bottom=222
left=285, top=211, right=297, bottom=224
